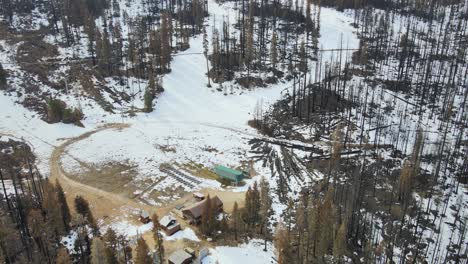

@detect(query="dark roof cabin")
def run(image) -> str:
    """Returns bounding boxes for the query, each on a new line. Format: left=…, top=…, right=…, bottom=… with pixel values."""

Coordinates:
left=160, top=215, right=181, bottom=236
left=193, top=192, right=205, bottom=201
left=139, top=210, right=151, bottom=224
left=182, top=196, right=223, bottom=225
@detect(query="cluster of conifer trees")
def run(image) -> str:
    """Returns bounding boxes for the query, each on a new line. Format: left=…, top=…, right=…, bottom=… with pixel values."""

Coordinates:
left=0, top=142, right=139, bottom=263
left=208, top=0, right=321, bottom=86
left=258, top=0, right=468, bottom=262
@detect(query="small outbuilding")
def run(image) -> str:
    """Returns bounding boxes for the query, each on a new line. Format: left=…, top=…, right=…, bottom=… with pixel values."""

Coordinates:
left=182, top=196, right=223, bottom=225
left=168, top=249, right=193, bottom=264
left=160, top=215, right=181, bottom=236
left=214, top=165, right=245, bottom=183
left=193, top=192, right=205, bottom=201
left=184, top=247, right=195, bottom=257
left=139, top=210, right=151, bottom=223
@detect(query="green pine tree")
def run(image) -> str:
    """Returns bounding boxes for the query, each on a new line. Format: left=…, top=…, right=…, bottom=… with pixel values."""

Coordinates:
left=0, top=63, right=7, bottom=87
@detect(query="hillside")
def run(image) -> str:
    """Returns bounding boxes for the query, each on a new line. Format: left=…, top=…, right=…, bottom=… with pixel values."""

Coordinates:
left=0, top=0, right=467, bottom=263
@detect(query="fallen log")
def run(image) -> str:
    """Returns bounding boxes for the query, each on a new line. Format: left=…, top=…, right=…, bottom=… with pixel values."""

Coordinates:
left=309, top=150, right=362, bottom=160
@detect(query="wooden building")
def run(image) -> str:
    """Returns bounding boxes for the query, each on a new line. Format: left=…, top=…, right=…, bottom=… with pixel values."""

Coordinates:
left=182, top=196, right=223, bottom=224
left=160, top=215, right=181, bottom=236
left=193, top=192, right=205, bottom=201
left=139, top=210, right=150, bottom=223
left=168, top=249, right=193, bottom=264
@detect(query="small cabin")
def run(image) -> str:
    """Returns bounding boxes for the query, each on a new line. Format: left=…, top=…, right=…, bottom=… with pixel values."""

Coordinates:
left=184, top=247, right=195, bottom=257
left=214, top=165, right=245, bottom=183
left=168, top=249, right=193, bottom=264
left=193, top=192, right=205, bottom=201
left=139, top=210, right=151, bottom=224
left=160, top=215, right=181, bottom=236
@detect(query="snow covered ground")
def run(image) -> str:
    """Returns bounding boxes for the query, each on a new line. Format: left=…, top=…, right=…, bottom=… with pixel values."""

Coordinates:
left=164, top=227, right=200, bottom=242
left=105, top=220, right=154, bottom=237
left=58, top=0, right=359, bottom=195
left=202, top=239, right=275, bottom=264
left=0, top=0, right=358, bottom=178
left=0, top=0, right=358, bottom=260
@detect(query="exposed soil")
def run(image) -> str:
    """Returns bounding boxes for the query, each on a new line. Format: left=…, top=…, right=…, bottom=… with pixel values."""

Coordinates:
left=48, top=123, right=248, bottom=256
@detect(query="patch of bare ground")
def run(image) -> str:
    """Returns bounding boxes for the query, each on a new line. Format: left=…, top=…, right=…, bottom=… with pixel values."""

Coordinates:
left=181, top=161, right=219, bottom=181
left=64, top=161, right=140, bottom=198
left=158, top=144, right=177, bottom=153
left=49, top=123, right=250, bottom=259
left=145, top=185, right=187, bottom=205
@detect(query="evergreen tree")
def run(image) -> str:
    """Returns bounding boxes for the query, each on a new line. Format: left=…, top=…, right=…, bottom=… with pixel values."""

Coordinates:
left=231, top=201, right=242, bottom=241
left=117, top=234, right=132, bottom=263
left=259, top=177, right=272, bottom=249
left=201, top=195, right=214, bottom=236
left=101, top=26, right=112, bottom=76
left=317, top=187, right=335, bottom=257
left=0, top=63, right=7, bottom=87
left=74, top=196, right=97, bottom=233
left=160, top=12, right=172, bottom=72
left=113, top=22, right=124, bottom=68
left=56, top=180, right=71, bottom=232
left=103, top=228, right=118, bottom=264
left=151, top=213, right=164, bottom=264
left=56, top=248, right=73, bottom=264
left=275, top=223, right=292, bottom=264
left=96, top=29, right=105, bottom=72
left=244, top=182, right=260, bottom=227
left=84, top=9, right=97, bottom=65
left=245, top=16, right=254, bottom=87
left=73, top=215, right=92, bottom=263
left=47, top=98, right=66, bottom=123
left=43, top=181, right=66, bottom=234
left=333, top=222, right=347, bottom=262
left=298, top=41, right=307, bottom=73
left=330, top=126, right=343, bottom=185
left=91, top=237, right=108, bottom=264
left=398, top=160, right=413, bottom=205
left=144, top=75, right=156, bottom=113
left=134, top=237, right=152, bottom=264
left=203, top=24, right=211, bottom=87
left=270, top=32, right=278, bottom=69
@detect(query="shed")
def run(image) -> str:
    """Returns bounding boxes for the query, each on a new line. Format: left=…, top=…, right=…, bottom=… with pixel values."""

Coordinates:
left=139, top=210, right=151, bottom=223
left=168, top=249, right=193, bottom=264
left=160, top=215, right=181, bottom=236
left=182, top=196, right=223, bottom=224
left=184, top=247, right=195, bottom=257
left=198, top=248, right=209, bottom=259
left=192, top=248, right=209, bottom=264
left=193, top=192, right=205, bottom=201
left=214, top=165, right=245, bottom=182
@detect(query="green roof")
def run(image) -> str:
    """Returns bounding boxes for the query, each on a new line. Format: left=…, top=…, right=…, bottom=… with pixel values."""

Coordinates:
left=214, top=165, right=243, bottom=176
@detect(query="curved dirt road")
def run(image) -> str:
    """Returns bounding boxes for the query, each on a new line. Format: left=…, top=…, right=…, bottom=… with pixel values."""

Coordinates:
left=49, top=122, right=246, bottom=238
left=49, top=123, right=154, bottom=219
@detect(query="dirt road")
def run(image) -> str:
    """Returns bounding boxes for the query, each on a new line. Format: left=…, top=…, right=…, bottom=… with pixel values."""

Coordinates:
left=49, top=123, right=156, bottom=219
left=49, top=122, right=246, bottom=230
